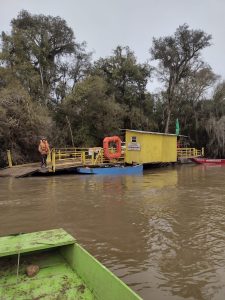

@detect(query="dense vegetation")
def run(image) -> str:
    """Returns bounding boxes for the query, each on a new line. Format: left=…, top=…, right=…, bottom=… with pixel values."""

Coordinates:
left=1, top=10, right=225, bottom=166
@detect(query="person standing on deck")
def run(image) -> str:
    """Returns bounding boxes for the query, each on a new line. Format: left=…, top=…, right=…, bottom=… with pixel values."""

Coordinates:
left=38, top=137, right=50, bottom=168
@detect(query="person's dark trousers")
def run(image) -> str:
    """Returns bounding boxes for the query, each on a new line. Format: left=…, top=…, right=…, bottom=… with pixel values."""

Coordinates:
left=41, top=154, right=47, bottom=167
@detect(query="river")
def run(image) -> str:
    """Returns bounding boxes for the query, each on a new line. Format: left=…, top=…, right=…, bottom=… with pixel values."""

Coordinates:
left=1, top=164, right=225, bottom=300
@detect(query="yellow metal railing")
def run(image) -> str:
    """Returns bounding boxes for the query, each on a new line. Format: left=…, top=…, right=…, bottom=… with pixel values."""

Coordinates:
left=50, top=147, right=124, bottom=172
left=4, top=146, right=124, bottom=172
left=177, top=147, right=204, bottom=159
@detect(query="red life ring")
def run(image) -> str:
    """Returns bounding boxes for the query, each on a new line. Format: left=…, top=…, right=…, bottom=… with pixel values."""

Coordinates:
left=103, top=136, right=122, bottom=159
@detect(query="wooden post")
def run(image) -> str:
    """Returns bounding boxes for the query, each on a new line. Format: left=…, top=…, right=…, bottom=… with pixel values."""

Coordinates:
left=47, top=152, right=51, bottom=164
left=101, top=149, right=104, bottom=163
left=202, top=147, right=204, bottom=157
left=7, top=150, right=13, bottom=168
left=91, top=151, right=94, bottom=165
left=52, top=149, right=56, bottom=172
left=81, top=151, right=86, bottom=165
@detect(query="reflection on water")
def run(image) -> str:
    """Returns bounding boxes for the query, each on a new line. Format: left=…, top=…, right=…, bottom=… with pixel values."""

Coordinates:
left=1, top=165, right=225, bottom=299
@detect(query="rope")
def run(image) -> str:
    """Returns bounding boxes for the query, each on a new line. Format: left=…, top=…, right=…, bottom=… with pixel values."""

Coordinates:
left=15, top=233, right=21, bottom=297
left=16, top=251, right=21, bottom=284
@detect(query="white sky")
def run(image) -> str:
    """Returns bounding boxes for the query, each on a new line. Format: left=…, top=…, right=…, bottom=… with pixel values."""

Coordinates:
left=1, top=0, right=225, bottom=92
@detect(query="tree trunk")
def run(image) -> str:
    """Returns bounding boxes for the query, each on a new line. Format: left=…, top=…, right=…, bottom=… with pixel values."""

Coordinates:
left=193, top=109, right=199, bottom=145
left=165, top=107, right=171, bottom=133
left=66, top=116, right=75, bottom=147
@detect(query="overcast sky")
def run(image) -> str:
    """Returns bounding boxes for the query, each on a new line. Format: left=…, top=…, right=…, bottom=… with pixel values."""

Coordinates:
left=1, top=0, right=225, bottom=91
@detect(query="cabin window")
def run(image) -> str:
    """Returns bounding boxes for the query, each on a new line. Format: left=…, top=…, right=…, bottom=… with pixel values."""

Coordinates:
left=131, top=136, right=137, bottom=143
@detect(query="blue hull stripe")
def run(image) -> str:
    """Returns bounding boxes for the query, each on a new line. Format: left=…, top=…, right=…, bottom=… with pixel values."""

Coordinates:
left=77, top=165, right=143, bottom=175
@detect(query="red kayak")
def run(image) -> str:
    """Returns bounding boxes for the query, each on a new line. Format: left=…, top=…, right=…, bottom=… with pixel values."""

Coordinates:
left=191, top=157, right=225, bottom=165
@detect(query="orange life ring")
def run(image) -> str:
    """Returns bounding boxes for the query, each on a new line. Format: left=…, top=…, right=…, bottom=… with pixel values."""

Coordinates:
left=103, top=136, right=122, bottom=159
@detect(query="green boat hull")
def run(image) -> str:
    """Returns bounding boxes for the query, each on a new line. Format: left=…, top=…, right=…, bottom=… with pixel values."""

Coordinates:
left=0, top=229, right=142, bottom=300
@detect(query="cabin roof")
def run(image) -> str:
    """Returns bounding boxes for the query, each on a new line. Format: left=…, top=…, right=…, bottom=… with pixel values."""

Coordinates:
left=122, top=129, right=177, bottom=137
left=0, top=228, right=75, bottom=257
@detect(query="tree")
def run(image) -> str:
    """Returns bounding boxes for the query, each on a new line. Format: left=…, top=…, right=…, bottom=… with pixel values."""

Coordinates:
left=54, top=42, right=92, bottom=102
left=92, top=46, right=152, bottom=129
left=0, top=67, right=52, bottom=166
left=150, top=24, right=212, bottom=133
left=211, top=81, right=225, bottom=118
left=54, top=76, right=124, bottom=146
left=203, top=81, right=225, bottom=157
left=1, top=10, right=76, bottom=103
left=206, top=116, right=225, bottom=158
left=174, top=67, right=218, bottom=142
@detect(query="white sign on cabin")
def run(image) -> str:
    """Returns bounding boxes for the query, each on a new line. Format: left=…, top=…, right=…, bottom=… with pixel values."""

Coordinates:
left=127, top=142, right=141, bottom=151
left=88, top=147, right=101, bottom=156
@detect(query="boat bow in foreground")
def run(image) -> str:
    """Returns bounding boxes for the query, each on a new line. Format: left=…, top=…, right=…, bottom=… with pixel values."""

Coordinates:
left=0, top=228, right=142, bottom=300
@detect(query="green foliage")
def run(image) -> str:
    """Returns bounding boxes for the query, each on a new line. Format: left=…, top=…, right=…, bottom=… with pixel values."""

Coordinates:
left=1, top=11, right=225, bottom=163
left=1, top=10, right=76, bottom=103
left=206, top=116, right=225, bottom=157
left=0, top=68, right=52, bottom=166
left=92, top=46, right=152, bottom=129
left=171, top=67, right=218, bottom=143
left=202, top=82, right=225, bottom=157
left=55, top=76, right=124, bottom=146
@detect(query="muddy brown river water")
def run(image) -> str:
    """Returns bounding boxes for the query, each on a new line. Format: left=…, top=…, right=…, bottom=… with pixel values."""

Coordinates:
left=1, top=164, right=225, bottom=300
